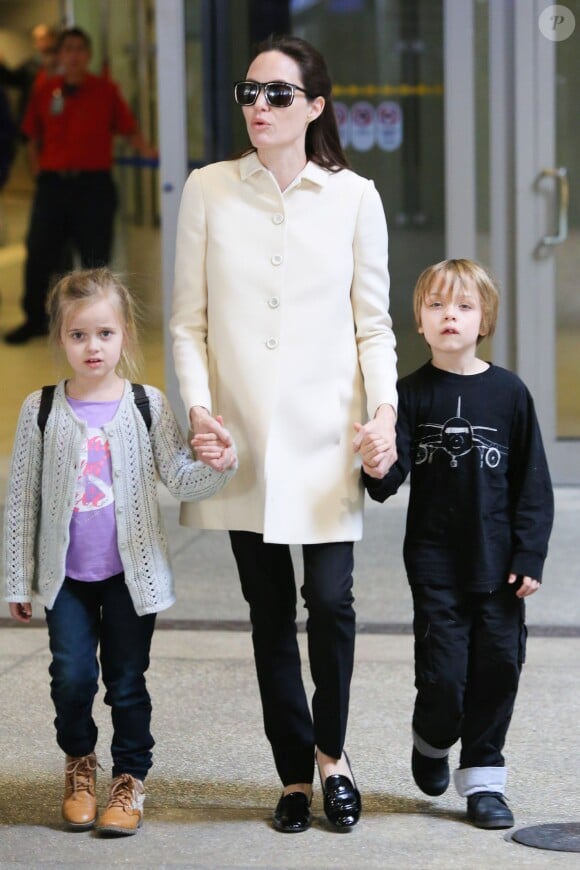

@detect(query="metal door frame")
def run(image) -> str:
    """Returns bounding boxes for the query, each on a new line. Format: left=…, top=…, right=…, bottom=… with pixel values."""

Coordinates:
left=505, top=0, right=576, bottom=482
left=445, top=0, right=576, bottom=483
left=155, top=0, right=188, bottom=416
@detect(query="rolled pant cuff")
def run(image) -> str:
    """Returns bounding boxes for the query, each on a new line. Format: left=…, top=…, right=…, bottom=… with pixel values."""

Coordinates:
left=453, top=765, right=507, bottom=797
left=412, top=729, right=452, bottom=759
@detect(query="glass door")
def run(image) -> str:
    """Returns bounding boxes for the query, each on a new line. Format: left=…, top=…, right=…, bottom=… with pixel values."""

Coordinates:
left=552, top=1, right=580, bottom=448
left=511, top=0, right=580, bottom=483
left=290, top=0, right=445, bottom=378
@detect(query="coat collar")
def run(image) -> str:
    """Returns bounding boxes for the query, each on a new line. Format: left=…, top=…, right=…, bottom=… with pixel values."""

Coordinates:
left=239, top=151, right=330, bottom=188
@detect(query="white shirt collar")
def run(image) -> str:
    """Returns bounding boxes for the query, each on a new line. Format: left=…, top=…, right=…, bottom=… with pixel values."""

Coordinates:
left=239, top=151, right=330, bottom=188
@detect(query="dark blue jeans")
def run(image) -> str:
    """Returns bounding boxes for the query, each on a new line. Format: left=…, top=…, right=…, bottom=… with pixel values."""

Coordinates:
left=45, top=574, right=156, bottom=781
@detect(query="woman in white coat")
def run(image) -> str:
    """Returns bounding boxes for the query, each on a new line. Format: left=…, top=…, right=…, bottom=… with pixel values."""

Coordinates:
left=171, top=34, right=398, bottom=833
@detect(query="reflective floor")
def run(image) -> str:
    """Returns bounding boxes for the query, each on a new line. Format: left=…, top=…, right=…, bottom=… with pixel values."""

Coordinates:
left=0, top=187, right=165, bottom=457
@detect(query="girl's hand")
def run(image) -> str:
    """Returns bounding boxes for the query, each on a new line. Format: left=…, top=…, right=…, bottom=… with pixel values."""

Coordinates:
left=191, top=412, right=236, bottom=471
left=9, top=602, right=32, bottom=623
left=508, top=574, right=540, bottom=598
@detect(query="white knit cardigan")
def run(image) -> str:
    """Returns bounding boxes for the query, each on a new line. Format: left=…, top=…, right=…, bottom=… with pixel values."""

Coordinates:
left=3, top=380, right=236, bottom=615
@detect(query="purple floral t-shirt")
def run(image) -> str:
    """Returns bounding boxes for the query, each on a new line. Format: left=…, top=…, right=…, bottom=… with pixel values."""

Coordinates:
left=65, top=397, right=124, bottom=581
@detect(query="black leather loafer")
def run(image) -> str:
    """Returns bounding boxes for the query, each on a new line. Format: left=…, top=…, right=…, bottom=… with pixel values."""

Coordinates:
left=467, top=792, right=514, bottom=829
left=273, top=792, right=312, bottom=833
left=319, top=755, right=361, bottom=829
left=411, top=746, right=450, bottom=796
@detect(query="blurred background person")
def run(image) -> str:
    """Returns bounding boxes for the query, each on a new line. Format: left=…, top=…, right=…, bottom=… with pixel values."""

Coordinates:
left=0, top=84, right=17, bottom=250
left=5, top=26, right=156, bottom=345
left=0, top=84, right=16, bottom=194
left=0, top=24, right=59, bottom=133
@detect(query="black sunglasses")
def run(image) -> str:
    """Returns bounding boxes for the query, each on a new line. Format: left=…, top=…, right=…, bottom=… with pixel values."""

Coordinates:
left=234, top=80, right=309, bottom=108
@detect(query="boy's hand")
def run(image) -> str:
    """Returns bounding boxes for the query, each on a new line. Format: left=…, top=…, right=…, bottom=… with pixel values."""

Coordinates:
left=353, top=404, right=397, bottom=478
left=508, top=573, right=540, bottom=598
left=9, top=602, right=32, bottom=623
left=353, top=424, right=386, bottom=475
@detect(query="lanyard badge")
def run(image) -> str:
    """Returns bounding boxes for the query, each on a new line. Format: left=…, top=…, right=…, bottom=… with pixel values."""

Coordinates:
left=50, top=88, right=64, bottom=115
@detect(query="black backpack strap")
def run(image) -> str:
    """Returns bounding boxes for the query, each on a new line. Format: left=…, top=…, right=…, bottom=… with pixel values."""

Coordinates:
left=132, top=383, right=151, bottom=431
left=38, top=383, right=151, bottom=434
left=37, top=385, right=56, bottom=435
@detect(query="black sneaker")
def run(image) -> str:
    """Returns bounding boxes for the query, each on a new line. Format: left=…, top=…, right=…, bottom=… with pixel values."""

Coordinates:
left=4, top=322, right=49, bottom=345
left=467, top=791, right=514, bottom=829
left=411, top=746, right=450, bottom=796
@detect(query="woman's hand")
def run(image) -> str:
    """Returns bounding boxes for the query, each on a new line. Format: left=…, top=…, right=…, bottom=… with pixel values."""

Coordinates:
left=190, top=407, right=236, bottom=471
left=353, top=404, right=397, bottom=478
left=9, top=602, right=32, bottom=623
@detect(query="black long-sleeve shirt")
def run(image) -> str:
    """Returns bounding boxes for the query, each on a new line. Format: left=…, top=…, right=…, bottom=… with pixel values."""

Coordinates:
left=363, top=363, right=554, bottom=591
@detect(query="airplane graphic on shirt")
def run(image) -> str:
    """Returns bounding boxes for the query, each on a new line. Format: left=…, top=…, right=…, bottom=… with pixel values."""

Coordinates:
left=414, top=397, right=509, bottom=469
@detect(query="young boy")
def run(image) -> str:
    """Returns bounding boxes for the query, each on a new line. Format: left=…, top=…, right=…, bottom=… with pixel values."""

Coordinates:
left=360, top=259, right=554, bottom=829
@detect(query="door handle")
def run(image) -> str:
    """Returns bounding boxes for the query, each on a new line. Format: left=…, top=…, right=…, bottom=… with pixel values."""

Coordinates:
left=540, top=167, right=569, bottom=246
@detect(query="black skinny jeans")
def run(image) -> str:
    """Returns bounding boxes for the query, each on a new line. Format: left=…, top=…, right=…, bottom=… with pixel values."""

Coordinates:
left=229, top=532, right=356, bottom=786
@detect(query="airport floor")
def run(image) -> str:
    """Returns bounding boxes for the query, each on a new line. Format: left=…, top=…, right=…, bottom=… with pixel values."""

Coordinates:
left=1, top=192, right=580, bottom=867
left=1, top=484, right=579, bottom=868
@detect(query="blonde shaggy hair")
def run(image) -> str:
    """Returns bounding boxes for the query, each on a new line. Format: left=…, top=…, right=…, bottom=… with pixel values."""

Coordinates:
left=413, top=258, right=500, bottom=344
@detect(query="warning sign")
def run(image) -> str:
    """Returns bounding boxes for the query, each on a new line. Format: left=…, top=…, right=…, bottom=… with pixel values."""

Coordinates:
left=376, top=101, right=403, bottom=152
left=350, top=101, right=375, bottom=152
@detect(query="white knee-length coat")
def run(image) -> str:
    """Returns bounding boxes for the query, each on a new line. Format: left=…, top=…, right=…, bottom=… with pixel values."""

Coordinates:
left=171, top=152, right=397, bottom=544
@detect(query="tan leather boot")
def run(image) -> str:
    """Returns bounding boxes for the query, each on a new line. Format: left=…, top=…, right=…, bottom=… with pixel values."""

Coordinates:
left=62, top=752, right=98, bottom=829
left=96, top=773, right=145, bottom=836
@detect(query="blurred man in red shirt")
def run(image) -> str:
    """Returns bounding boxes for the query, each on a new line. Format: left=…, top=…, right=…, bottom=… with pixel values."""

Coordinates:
left=5, top=27, right=155, bottom=344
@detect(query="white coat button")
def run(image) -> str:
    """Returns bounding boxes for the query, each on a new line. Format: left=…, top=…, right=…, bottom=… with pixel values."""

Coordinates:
left=266, top=338, right=279, bottom=349
left=272, top=213, right=284, bottom=224
left=268, top=296, right=280, bottom=308
left=271, top=254, right=283, bottom=265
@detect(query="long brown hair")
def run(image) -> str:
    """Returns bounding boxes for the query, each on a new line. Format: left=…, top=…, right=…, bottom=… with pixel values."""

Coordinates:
left=238, top=34, right=349, bottom=172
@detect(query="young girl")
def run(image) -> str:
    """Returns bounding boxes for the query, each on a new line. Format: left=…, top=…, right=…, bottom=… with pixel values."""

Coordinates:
left=3, top=268, right=236, bottom=836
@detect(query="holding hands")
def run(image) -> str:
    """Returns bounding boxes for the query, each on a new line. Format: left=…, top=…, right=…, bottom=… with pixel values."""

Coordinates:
left=353, top=404, right=397, bottom=478
left=190, top=406, right=237, bottom=472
